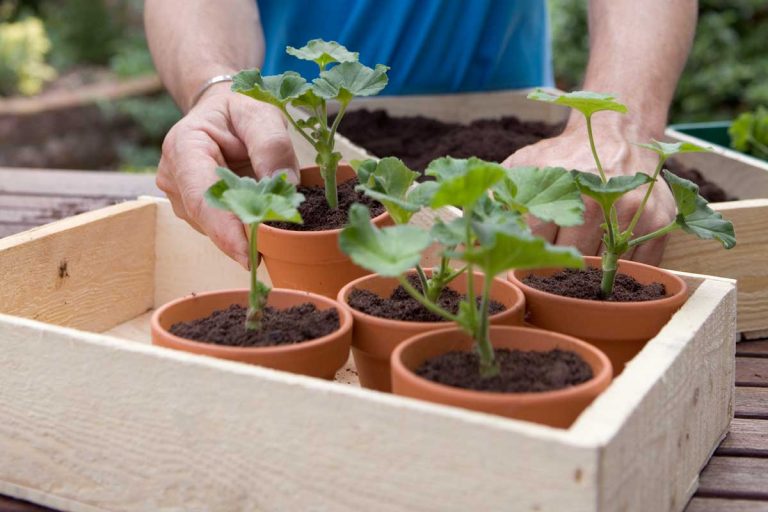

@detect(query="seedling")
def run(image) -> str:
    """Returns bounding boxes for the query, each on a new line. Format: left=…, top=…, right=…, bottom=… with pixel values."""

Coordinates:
left=730, top=106, right=768, bottom=159
left=341, top=156, right=584, bottom=377
left=528, top=90, right=736, bottom=297
left=205, top=167, right=304, bottom=330
left=231, top=39, right=389, bottom=209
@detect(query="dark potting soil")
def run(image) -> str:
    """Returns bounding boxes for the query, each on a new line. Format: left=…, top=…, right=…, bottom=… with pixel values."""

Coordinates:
left=347, top=274, right=506, bottom=322
left=169, top=303, right=340, bottom=347
left=333, top=109, right=733, bottom=202
left=523, top=267, right=666, bottom=302
left=415, top=348, right=593, bottom=393
left=267, top=177, right=385, bottom=231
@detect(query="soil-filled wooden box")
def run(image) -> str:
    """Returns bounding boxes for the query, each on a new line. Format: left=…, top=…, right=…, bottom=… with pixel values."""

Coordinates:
left=0, top=197, right=736, bottom=512
left=289, top=89, right=768, bottom=336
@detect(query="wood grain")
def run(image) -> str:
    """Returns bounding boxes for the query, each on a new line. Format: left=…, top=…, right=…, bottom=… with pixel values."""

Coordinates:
left=697, top=457, right=768, bottom=500
left=716, top=418, right=768, bottom=456
left=736, top=358, right=768, bottom=387
left=686, top=498, right=768, bottom=512
left=738, top=340, right=768, bottom=357
left=0, top=200, right=155, bottom=332
left=0, top=168, right=161, bottom=198
left=735, top=387, right=768, bottom=419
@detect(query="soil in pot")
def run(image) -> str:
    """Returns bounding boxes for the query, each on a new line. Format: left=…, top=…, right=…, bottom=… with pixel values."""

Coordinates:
left=268, top=177, right=385, bottom=232
left=347, top=274, right=506, bottom=322
left=523, top=267, right=666, bottom=302
left=333, top=109, right=733, bottom=202
left=169, top=303, right=339, bottom=347
left=415, top=348, right=593, bottom=392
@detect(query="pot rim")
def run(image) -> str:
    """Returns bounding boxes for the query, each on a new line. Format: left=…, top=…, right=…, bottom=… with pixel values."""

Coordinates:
left=391, top=325, right=613, bottom=403
left=509, top=256, right=688, bottom=310
left=151, top=288, right=353, bottom=355
left=258, top=163, right=390, bottom=238
left=338, top=270, right=525, bottom=328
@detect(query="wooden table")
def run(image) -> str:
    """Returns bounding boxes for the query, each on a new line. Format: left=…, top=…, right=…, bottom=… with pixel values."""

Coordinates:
left=0, top=168, right=766, bottom=512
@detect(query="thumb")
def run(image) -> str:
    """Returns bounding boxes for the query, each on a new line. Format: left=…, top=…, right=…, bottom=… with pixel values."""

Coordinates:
left=241, top=105, right=301, bottom=184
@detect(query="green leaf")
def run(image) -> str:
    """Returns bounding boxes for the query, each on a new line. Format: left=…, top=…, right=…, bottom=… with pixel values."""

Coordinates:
left=495, top=166, right=585, bottom=227
left=426, top=157, right=506, bottom=209
left=338, top=204, right=431, bottom=277
left=232, top=69, right=310, bottom=108
left=286, top=39, right=359, bottom=69
left=635, top=139, right=711, bottom=159
left=663, top=170, right=736, bottom=248
left=312, top=62, right=389, bottom=102
left=461, top=228, right=584, bottom=278
left=729, top=107, right=768, bottom=158
left=353, top=157, right=421, bottom=224
left=430, top=217, right=468, bottom=247
left=571, top=171, right=653, bottom=212
left=527, top=89, right=628, bottom=117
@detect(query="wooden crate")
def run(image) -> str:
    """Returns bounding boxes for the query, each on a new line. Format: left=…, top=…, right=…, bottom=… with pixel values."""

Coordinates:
left=0, top=197, right=736, bottom=512
left=288, top=89, right=768, bottom=336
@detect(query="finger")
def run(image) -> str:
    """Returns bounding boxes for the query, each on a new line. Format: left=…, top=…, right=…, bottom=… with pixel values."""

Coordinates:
left=157, top=155, right=204, bottom=234
left=240, top=104, right=300, bottom=184
left=554, top=200, right=604, bottom=256
left=528, top=216, right=558, bottom=243
left=632, top=235, right=667, bottom=266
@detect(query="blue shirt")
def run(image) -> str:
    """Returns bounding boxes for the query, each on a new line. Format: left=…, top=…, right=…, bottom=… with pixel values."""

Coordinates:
left=257, top=0, right=553, bottom=96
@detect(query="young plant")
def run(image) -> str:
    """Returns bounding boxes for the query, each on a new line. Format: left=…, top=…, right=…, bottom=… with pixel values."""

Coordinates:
left=341, top=156, right=584, bottom=377
left=729, top=106, right=768, bottom=159
left=205, top=167, right=304, bottom=330
left=231, top=39, right=389, bottom=209
left=528, top=90, right=737, bottom=297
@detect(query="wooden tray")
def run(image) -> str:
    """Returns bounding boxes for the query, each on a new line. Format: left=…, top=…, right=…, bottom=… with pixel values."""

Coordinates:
left=0, top=198, right=736, bottom=511
left=288, top=89, right=768, bottom=337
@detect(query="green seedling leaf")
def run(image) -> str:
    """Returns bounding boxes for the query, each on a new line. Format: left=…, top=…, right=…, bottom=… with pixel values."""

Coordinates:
left=312, top=62, right=389, bottom=103
left=495, top=166, right=584, bottom=226
left=232, top=69, right=310, bottom=108
left=729, top=107, right=768, bottom=158
left=431, top=216, right=468, bottom=247
left=353, top=157, right=421, bottom=224
left=572, top=171, right=653, bottom=212
left=635, top=139, right=710, bottom=159
left=426, top=157, right=506, bottom=209
left=461, top=227, right=583, bottom=278
left=339, top=204, right=431, bottom=276
left=663, top=170, right=736, bottom=248
left=527, top=89, right=628, bottom=117
left=286, top=39, right=359, bottom=68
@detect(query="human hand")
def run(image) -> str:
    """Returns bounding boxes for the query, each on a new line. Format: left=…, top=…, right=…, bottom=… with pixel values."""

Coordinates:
left=502, top=118, right=675, bottom=265
left=157, top=83, right=299, bottom=268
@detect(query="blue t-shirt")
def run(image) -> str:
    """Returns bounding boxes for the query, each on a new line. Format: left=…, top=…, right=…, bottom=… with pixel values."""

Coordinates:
left=257, top=0, right=553, bottom=96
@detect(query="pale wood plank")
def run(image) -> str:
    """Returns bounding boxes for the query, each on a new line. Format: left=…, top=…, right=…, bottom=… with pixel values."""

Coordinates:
left=697, top=457, right=768, bottom=500
left=744, top=329, right=768, bottom=341
left=0, top=201, right=156, bottom=332
left=686, top=498, right=768, bottom=512
left=716, top=418, right=768, bottom=456
left=0, top=168, right=161, bottom=197
left=737, top=340, right=768, bottom=357
left=735, top=387, right=768, bottom=419
left=736, top=358, right=768, bottom=387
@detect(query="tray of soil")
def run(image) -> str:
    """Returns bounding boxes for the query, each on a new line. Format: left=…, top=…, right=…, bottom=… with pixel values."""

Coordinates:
left=391, top=326, right=612, bottom=428
left=338, top=271, right=525, bottom=391
left=151, top=288, right=352, bottom=379
left=509, top=256, right=688, bottom=374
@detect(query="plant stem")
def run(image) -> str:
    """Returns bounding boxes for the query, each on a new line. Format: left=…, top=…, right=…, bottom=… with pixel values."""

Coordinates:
left=627, top=221, right=678, bottom=248
left=246, top=223, right=265, bottom=330
left=600, top=250, right=619, bottom=299
left=281, top=107, right=316, bottom=147
left=415, top=264, right=430, bottom=294
left=624, top=157, right=665, bottom=239
left=476, top=273, right=499, bottom=378
left=322, top=155, right=339, bottom=209
left=586, top=115, right=608, bottom=183
left=397, top=276, right=459, bottom=323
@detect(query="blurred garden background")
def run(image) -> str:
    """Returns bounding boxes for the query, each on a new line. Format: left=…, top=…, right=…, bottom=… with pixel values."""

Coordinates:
left=0, top=0, right=766, bottom=172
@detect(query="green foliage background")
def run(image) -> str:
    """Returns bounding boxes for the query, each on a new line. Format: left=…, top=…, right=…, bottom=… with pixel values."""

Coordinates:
left=549, top=0, right=768, bottom=122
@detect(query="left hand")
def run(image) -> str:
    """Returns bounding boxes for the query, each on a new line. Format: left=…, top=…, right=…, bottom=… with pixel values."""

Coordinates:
left=502, top=117, right=676, bottom=265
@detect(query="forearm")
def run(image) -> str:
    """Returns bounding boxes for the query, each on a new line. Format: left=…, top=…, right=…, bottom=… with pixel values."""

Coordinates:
left=145, top=0, right=264, bottom=112
left=571, top=0, right=697, bottom=136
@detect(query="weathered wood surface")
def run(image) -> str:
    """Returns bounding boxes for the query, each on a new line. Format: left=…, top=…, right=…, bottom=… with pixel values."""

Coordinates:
left=736, top=358, right=768, bottom=387
left=734, top=387, right=768, bottom=419
left=686, top=498, right=768, bottom=512
left=716, top=418, right=768, bottom=456
left=738, top=340, right=768, bottom=357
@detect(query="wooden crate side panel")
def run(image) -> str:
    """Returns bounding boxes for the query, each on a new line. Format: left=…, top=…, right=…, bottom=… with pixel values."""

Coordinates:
left=0, top=315, right=598, bottom=512
left=662, top=200, right=768, bottom=333
left=572, top=279, right=737, bottom=512
left=0, top=201, right=155, bottom=332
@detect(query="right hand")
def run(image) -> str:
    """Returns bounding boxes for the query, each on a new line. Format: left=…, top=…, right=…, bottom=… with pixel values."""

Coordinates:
left=157, top=82, right=300, bottom=268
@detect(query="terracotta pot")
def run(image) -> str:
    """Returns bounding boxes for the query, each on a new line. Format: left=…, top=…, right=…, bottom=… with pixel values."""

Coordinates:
left=258, top=164, right=392, bottom=298
left=391, top=326, right=612, bottom=427
left=338, top=271, right=526, bottom=392
left=508, top=256, right=688, bottom=374
left=151, top=288, right=352, bottom=379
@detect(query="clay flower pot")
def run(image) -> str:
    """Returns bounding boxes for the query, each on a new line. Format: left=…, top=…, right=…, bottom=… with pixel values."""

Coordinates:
left=151, top=288, right=352, bottom=379
left=508, top=256, right=688, bottom=374
left=258, top=164, right=392, bottom=298
left=337, top=271, right=526, bottom=392
left=391, top=326, right=612, bottom=428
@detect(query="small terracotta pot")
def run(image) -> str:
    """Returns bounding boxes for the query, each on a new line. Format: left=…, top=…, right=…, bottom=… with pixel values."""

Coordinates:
left=258, top=164, right=392, bottom=298
left=337, top=271, right=526, bottom=392
left=508, top=256, right=688, bottom=374
left=151, top=288, right=352, bottom=379
left=391, top=326, right=612, bottom=428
